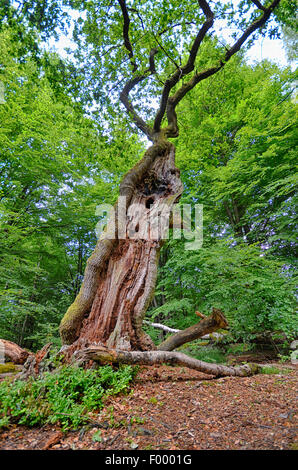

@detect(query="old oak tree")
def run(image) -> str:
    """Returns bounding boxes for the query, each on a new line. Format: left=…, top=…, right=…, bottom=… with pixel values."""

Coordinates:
left=3, top=0, right=284, bottom=377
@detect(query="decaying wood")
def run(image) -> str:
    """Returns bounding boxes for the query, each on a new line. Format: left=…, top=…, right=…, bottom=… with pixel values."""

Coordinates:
left=60, top=139, right=183, bottom=357
left=58, top=1, right=281, bottom=362
left=73, top=345, right=261, bottom=378
left=19, top=343, right=53, bottom=380
left=195, top=311, right=206, bottom=319
left=157, top=308, right=228, bottom=351
left=41, top=431, right=63, bottom=451
left=0, top=339, right=32, bottom=364
left=144, top=320, right=226, bottom=341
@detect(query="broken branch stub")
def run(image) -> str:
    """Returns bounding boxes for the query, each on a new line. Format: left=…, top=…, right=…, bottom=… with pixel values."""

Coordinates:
left=157, top=308, right=228, bottom=352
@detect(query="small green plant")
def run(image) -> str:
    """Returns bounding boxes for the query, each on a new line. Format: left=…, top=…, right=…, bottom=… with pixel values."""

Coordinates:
left=0, top=416, right=10, bottom=428
left=226, top=343, right=253, bottom=355
left=148, top=397, right=158, bottom=405
left=130, top=416, right=145, bottom=425
left=0, top=364, right=138, bottom=431
left=92, top=430, right=102, bottom=442
left=144, top=444, right=153, bottom=450
left=278, top=353, right=290, bottom=363
left=189, top=346, right=227, bottom=364
left=260, top=365, right=281, bottom=375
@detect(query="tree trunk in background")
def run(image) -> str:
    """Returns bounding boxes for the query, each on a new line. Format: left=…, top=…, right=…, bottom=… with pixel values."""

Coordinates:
left=59, top=138, right=183, bottom=357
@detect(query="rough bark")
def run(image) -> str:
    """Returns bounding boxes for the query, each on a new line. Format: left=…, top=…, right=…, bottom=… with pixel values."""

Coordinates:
left=59, top=138, right=183, bottom=357
left=0, top=339, right=32, bottom=364
left=157, top=308, right=228, bottom=351
left=73, top=346, right=261, bottom=378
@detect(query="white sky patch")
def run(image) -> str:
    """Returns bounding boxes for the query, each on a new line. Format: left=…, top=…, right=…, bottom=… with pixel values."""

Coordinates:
left=45, top=13, right=291, bottom=67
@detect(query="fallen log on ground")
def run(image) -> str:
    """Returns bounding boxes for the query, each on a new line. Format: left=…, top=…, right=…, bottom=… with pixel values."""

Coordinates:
left=0, top=339, right=33, bottom=364
left=0, top=340, right=53, bottom=380
left=73, top=346, right=261, bottom=377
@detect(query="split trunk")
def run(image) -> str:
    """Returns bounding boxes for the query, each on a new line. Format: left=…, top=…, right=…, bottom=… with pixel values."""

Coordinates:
left=59, top=138, right=183, bottom=357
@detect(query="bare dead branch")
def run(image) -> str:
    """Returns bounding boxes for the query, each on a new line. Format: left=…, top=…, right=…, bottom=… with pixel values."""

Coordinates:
left=195, top=311, right=206, bottom=319
left=143, top=320, right=180, bottom=333
left=157, top=307, right=228, bottom=351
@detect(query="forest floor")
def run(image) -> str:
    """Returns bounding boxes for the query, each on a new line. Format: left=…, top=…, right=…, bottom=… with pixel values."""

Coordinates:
left=0, top=361, right=297, bottom=451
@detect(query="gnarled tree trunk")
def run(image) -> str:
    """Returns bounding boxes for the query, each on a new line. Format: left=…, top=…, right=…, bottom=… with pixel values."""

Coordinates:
left=60, top=138, right=183, bottom=357
left=58, top=1, right=280, bottom=369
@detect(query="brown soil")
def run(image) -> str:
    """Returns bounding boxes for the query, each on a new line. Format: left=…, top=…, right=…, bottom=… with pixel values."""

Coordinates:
left=0, top=363, right=297, bottom=451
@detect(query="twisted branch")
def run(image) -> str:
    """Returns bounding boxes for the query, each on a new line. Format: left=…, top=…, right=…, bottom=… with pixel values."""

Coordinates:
left=117, top=0, right=280, bottom=140
left=164, top=0, right=281, bottom=137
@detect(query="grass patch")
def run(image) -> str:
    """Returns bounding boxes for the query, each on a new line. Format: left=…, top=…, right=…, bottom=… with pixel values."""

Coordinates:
left=0, top=363, right=19, bottom=374
left=184, top=345, right=227, bottom=364
left=260, top=365, right=281, bottom=375
left=0, top=364, right=138, bottom=431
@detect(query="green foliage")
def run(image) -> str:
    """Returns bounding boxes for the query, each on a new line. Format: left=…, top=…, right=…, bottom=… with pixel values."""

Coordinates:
left=0, top=25, right=143, bottom=350
left=149, top=238, right=297, bottom=342
left=176, top=55, right=297, bottom=256
left=145, top=53, right=297, bottom=344
left=275, top=0, right=298, bottom=62
left=92, top=429, right=102, bottom=442
left=0, top=364, right=137, bottom=431
left=182, top=344, right=227, bottom=364
left=260, top=365, right=282, bottom=375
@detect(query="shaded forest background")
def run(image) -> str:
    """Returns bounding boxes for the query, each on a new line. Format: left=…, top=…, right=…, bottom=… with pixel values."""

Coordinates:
left=0, top=1, right=297, bottom=361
